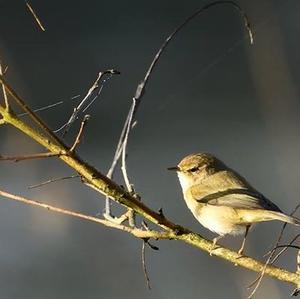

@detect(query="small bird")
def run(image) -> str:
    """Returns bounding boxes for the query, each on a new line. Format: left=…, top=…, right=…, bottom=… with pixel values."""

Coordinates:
left=168, top=153, right=300, bottom=255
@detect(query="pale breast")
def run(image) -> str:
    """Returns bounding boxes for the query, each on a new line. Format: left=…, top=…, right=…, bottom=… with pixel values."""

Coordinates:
left=179, top=173, right=248, bottom=236
left=193, top=204, right=246, bottom=236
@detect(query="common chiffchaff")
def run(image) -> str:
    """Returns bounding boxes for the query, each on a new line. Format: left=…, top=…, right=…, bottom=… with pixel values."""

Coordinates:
left=168, top=153, right=300, bottom=255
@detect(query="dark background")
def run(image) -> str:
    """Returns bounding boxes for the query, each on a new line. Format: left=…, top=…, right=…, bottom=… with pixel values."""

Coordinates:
left=0, top=0, right=300, bottom=298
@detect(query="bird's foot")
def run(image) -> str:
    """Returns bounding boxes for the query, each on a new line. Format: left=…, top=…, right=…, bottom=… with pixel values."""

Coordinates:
left=209, top=236, right=222, bottom=256
left=234, top=246, right=246, bottom=266
left=237, top=247, right=244, bottom=256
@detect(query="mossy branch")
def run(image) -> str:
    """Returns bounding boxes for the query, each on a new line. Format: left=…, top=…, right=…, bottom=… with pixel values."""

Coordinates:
left=0, top=88, right=300, bottom=290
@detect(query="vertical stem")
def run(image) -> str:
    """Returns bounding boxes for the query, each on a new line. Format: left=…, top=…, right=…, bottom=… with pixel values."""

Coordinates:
left=0, top=62, right=9, bottom=111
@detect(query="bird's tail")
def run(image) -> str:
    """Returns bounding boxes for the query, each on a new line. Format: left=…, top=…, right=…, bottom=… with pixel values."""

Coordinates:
left=238, top=209, right=300, bottom=225
left=267, top=211, right=300, bottom=225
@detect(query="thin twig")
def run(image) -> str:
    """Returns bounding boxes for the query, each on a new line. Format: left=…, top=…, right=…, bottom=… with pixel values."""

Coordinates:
left=246, top=253, right=274, bottom=299
left=0, top=152, right=59, bottom=162
left=0, top=188, right=171, bottom=239
left=18, top=95, right=81, bottom=117
left=247, top=204, right=300, bottom=298
left=25, top=1, right=46, bottom=32
left=55, top=69, right=120, bottom=136
left=0, top=61, right=9, bottom=110
left=28, top=174, right=79, bottom=189
left=142, top=240, right=151, bottom=290
left=104, top=0, right=253, bottom=217
left=269, top=204, right=300, bottom=264
left=271, top=245, right=300, bottom=251
left=70, top=115, right=90, bottom=152
left=269, top=234, right=300, bottom=265
left=104, top=108, right=133, bottom=216
left=121, top=99, right=136, bottom=192
left=120, top=99, right=137, bottom=226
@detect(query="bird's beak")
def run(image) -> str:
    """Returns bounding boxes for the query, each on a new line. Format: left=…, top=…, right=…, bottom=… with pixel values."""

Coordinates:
left=167, top=166, right=180, bottom=171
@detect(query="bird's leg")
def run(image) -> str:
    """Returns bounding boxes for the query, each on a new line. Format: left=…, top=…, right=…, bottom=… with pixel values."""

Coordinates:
left=238, top=225, right=250, bottom=256
left=210, top=235, right=224, bottom=256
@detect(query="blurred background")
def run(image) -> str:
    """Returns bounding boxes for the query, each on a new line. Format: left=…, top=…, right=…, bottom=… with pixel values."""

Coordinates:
left=0, top=0, right=300, bottom=298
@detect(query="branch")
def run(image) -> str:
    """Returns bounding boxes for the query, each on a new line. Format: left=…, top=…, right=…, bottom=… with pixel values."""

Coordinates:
left=28, top=174, right=79, bottom=189
left=0, top=189, right=170, bottom=240
left=0, top=152, right=59, bottom=162
left=1, top=103, right=300, bottom=289
left=0, top=61, right=9, bottom=110
left=70, top=114, right=90, bottom=152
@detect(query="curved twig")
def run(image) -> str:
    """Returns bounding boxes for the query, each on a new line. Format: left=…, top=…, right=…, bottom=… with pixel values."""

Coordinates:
left=105, top=0, right=254, bottom=216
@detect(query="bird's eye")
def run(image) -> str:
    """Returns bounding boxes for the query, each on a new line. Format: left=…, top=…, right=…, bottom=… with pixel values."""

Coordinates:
left=189, top=167, right=198, bottom=173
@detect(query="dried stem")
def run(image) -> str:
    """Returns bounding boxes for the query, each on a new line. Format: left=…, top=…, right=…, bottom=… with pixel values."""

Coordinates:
left=121, top=99, right=136, bottom=192
left=104, top=105, right=133, bottom=217
left=272, top=245, right=300, bottom=251
left=70, top=115, right=90, bottom=152
left=0, top=152, right=59, bottom=162
left=25, top=1, right=46, bottom=32
left=28, top=174, right=79, bottom=189
left=57, top=69, right=120, bottom=136
left=142, top=240, right=152, bottom=290
left=269, top=205, right=300, bottom=264
left=270, top=234, right=300, bottom=265
left=0, top=61, right=9, bottom=110
left=0, top=188, right=170, bottom=239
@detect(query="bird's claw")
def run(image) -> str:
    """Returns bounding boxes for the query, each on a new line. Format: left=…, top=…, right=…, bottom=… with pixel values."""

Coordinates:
left=209, top=237, right=221, bottom=256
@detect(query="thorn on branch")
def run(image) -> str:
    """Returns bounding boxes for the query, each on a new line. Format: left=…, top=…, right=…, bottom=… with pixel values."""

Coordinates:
left=158, top=208, right=165, bottom=219
left=173, top=225, right=186, bottom=236
left=144, top=239, right=159, bottom=251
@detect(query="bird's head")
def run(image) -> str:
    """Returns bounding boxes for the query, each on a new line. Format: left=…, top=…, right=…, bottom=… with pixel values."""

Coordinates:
left=168, top=153, right=226, bottom=190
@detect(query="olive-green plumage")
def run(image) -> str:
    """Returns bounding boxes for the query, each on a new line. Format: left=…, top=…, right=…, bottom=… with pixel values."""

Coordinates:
left=169, top=153, right=299, bottom=254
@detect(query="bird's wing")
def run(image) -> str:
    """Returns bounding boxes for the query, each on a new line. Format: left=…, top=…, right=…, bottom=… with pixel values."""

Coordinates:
left=189, top=170, right=281, bottom=212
